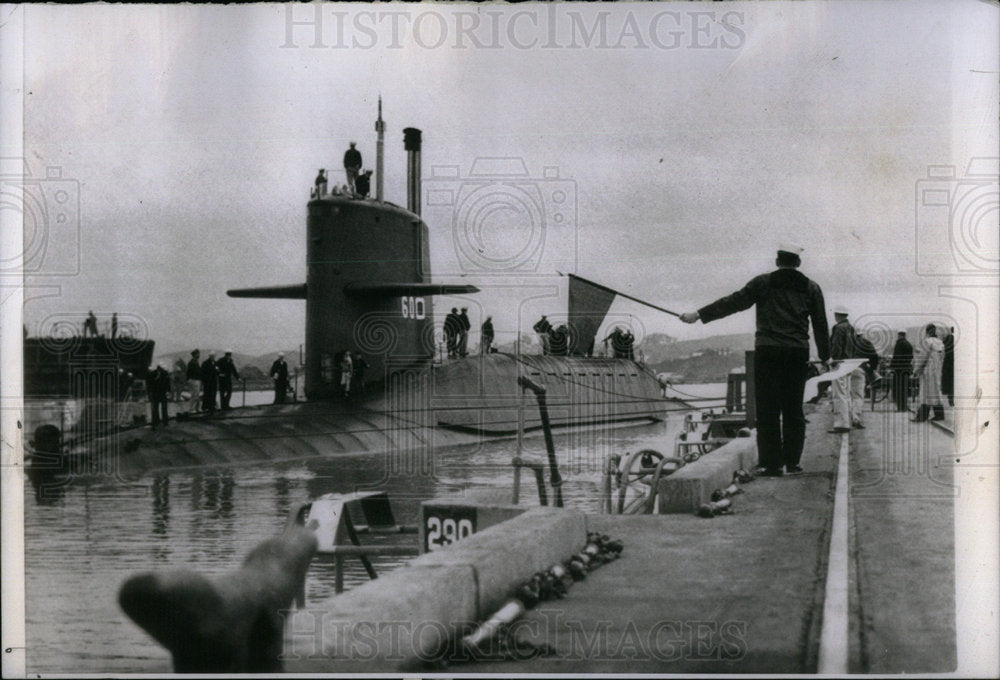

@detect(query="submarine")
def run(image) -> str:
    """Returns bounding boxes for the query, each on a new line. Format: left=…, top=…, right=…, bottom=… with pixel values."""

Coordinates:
left=62, top=104, right=671, bottom=478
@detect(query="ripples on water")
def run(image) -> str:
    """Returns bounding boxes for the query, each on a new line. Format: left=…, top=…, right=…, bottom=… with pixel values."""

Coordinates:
left=24, top=386, right=724, bottom=673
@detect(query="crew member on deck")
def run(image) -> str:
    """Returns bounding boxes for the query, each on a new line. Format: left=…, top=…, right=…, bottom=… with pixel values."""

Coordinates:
left=352, top=353, right=368, bottom=395
left=149, top=363, right=171, bottom=428
left=84, top=310, right=99, bottom=338
left=549, top=324, right=570, bottom=356
left=186, top=350, right=202, bottom=415
left=680, top=243, right=830, bottom=477
left=458, top=307, right=471, bottom=357
left=889, top=330, right=914, bottom=412
left=314, top=169, right=327, bottom=197
left=355, top=170, right=372, bottom=198
left=201, top=352, right=219, bottom=414
left=481, top=316, right=494, bottom=354
left=216, top=350, right=240, bottom=410
left=534, top=315, right=552, bottom=355
left=270, top=353, right=289, bottom=404
left=444, top=308, right=460, bottom=359
left=343, top=142, right=362, bottom=195
left=340, top=351, right=353, bottom=399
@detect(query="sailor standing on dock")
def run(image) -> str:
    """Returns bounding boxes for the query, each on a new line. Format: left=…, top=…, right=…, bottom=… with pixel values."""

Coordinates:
left=680, top=243, right=830, bottom=477
left=828, top=306, right=865, bottom=433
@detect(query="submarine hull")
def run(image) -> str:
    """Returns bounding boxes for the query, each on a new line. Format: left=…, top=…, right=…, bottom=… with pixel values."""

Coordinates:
left=67, top=353, right=669, bottom=479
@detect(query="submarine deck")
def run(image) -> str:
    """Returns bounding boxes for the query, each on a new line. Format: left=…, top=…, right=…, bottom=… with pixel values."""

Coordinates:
left=62, top=353, right=675, bottom=479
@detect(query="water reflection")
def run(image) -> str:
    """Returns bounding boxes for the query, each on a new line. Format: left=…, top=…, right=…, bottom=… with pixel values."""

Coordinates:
left=151, top=475, right=169, bottom=538
left=23, top=401, right=727, bottom=674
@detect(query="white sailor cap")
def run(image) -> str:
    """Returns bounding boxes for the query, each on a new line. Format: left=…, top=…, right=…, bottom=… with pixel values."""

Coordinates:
left=225, top=349, right=233, bottom=354
left=833, top=305, right=849, bottom=315
left=777, top=242, right=804, bottom=256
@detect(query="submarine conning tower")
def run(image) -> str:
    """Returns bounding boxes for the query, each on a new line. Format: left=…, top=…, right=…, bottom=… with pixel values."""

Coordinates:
left=229, top=113, right=478, bottom=400
left=305, top=189, right=432, bottom=399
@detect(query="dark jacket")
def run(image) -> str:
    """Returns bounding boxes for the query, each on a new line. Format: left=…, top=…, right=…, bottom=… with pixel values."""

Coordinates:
left=216, top=356, right=240, bottom=383
left=270, top=359, right=289, bottom=382
left=187, top=357, right=201, bottom=380
left=889, top=337, right=914, bottom=372
left=458, top=312, right=471, bottom=332
left=830, top=319, right=855, bottom=361
left=941, top=333, right=954, bottom=393
left=444, top=313, right=460, bottom=336
left=149, top=367, right=171, bottom=401
left=343, top=148, right=362, bottom=169
left=481, top=320, right=494, bottom=337
left=698, top=268, right=830, bottom=361
left=200, top=358, right=218, bottom=388
left=355, top=173, right=370, bottom=197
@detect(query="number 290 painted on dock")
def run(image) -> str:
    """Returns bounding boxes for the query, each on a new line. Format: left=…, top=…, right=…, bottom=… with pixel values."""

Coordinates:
left=423, top=506, right=476, bottom=552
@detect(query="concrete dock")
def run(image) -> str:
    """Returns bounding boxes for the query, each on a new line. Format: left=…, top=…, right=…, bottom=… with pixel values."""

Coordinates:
left=282, top=405, right=957, bottom=674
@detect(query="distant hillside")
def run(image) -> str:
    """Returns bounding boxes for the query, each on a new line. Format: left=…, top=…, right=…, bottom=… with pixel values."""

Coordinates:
left=155, top=349, right=302, bottom=374
left=648, top=348, right=746, bottom=384
left=638, top=332, right=754, bottom=364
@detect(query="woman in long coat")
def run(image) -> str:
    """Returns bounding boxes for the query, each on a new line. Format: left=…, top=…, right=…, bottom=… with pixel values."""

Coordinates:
left=912, top=324, right=945, bottom=422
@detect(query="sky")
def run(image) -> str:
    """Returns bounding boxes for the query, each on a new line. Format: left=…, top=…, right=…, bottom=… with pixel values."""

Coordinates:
left=13, top=1, right=999, bottom=357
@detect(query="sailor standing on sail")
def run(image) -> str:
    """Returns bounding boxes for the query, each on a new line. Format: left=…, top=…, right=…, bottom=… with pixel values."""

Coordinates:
left=679, top=244, right=830, bottom=477
left=343, top=142, right=362, bottom=195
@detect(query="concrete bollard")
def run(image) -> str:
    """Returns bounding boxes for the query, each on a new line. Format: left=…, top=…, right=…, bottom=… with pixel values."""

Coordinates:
left=287, top=506, right=587, bottom=672
left=656, top=436, right=758, bottom=513
left=118, top=527, right=318, bottom=673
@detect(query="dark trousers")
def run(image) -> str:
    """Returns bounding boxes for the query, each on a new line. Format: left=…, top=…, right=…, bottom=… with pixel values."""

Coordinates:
left=891, top=370, right=910, bottom=412
left=219, top=379, right=233, bottom=409
left=274, top=379, right=288, bottom=404
left=754, top=346, right=810, bottom=470
left=150, top=398, right=168, bottom=427
left=202, top=385, right=217, bottom=413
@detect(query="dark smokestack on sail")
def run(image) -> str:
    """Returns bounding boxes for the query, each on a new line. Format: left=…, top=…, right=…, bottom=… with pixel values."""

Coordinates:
left=403, top=127, right=421, bottom=216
